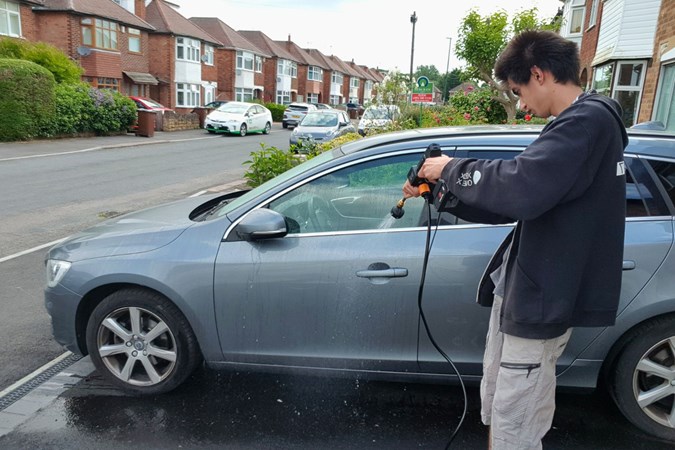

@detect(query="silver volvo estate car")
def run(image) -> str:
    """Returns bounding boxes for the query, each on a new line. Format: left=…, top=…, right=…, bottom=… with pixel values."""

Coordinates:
left=45, top=126, right=675, bottom=442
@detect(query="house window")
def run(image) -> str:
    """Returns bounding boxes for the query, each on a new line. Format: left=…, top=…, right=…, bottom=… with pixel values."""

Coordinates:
left=81, top=18, right=118, bottom=50
left=128, top=27, right=141, bottom=53
left=365, top=80, right=373, bottom=92
left=306, top=93, right=319, bottom=104
left=332, top=72, right=344, bottom=85
left=330, top=95, right=341, bottom=105
left=277, top=59, right=297, bottom=77
left=613, top=61, right=646, bottom=127
left=567, top=0, right=585, bottom=36
left=203, top=44, right=214, bottom=65
left=588, top=0, right=599, bottom=28
left=0, top=1, right=21, bottom=37
left=350, top=78, right=359, bottom=88
left=653, top=63, right=674, bottom=131
left=176, top=83, right=200, bottom=107
left=308, top=66, right=323, bottom=81
left=592, top=63, right=613, bottom=96
left=237, top=51, right=254, bottom=71
left=276, top=90, right=291, bottom=104
left=236, top=87, right=254, bottom=102
left=176, top=37, right=200, bottom=62
left=255, top=56, right=263, bottom=72
left=97, top=77, right=119, bottom=91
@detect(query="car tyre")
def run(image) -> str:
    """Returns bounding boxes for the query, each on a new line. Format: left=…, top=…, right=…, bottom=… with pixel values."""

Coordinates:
left=240, top=123, right=247, bottom=137
left=282, top=122, right=288, bottom=129
left=207, top=130, right=215, bottom=134
left=611, top=316, right=675, bottom=441
left=85, top=288, right=201, bottom=395
left=263, top=122, right=271, bottom=134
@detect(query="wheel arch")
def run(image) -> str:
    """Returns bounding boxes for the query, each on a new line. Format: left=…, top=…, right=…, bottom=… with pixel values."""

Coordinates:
left=598, top=311, right=675, bottom=389
left=75, top=283, right=202, bottom=359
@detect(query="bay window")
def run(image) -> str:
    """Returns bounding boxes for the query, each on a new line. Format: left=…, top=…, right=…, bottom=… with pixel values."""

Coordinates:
left=177, top=83, right=200, bottom=107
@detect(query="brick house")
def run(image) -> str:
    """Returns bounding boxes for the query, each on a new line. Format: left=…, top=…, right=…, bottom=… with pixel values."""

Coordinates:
left=238, top=30, right=300, bottom=104
left=4, top=1, right=42, bottom=41
left=26, top=0, right=157, bottom=95
left=305, top=48, right=348, bottom=106
left=346, top=60, right=375, bottom=104
left=560, top=0, right=674, bottom=130
left=142, top=0, right=222, bottom=112
left=189, top=17, right=269, bottom=103
left=275, top=36, right=328, bottom=105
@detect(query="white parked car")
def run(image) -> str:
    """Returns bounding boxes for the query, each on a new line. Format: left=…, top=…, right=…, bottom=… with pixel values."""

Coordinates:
left=282, top=102, right=318, bottom=129
left=358, top=104, right=401, bottom=136
left=204, top=102, right=272, bottom=136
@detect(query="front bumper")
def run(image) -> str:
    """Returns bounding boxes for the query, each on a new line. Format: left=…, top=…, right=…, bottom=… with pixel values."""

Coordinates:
left=44, top=284, right=85, bottom=355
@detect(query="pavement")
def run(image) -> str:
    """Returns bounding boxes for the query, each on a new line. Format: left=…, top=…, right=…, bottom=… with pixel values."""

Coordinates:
left=0, top=128, right=213, bottom=160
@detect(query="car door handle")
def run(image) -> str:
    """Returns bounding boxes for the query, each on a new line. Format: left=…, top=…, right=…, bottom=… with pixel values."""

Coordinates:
left=356, top=268, right=408, bottom=278
left=622, top=260, right=636, bottom=270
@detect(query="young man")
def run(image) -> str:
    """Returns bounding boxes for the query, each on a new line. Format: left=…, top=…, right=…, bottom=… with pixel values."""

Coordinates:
left=402, top=30, right=628, bottom=449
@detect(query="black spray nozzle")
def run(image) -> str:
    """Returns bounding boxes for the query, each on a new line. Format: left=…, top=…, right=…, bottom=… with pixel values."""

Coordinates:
left=391, top=198, right=406, bottom=219
left=392, top=143, right=443, bottom=219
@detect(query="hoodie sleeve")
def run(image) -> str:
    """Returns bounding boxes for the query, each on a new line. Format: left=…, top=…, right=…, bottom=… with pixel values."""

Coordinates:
left=440, top=112, right=597, bottom=221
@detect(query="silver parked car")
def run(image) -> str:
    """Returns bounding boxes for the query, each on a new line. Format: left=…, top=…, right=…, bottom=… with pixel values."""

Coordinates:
left=45, top=126, right=675, bottom=442
left=289, top=110, right=355, bottom=146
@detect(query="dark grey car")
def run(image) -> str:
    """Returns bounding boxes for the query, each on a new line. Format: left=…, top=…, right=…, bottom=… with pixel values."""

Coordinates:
left=45, top=126, right=675, bottom=442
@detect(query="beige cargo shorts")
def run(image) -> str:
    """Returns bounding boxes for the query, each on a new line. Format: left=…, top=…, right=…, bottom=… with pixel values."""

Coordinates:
left=480, top=295, right=572, bottom=450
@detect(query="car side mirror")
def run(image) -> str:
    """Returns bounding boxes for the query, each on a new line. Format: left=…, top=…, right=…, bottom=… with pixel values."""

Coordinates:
left=339, top=121, right=349, bottom=127
left=235, top=209, right=288, bottom=241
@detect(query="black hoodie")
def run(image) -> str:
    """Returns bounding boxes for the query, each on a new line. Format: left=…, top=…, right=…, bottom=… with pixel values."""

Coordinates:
left=441, top=91, right=629, bottom=339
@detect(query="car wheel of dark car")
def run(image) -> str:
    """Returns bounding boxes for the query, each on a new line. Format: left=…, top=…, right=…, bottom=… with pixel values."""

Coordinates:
left=611, top=316, right=675, bottom=441
left=207, top=130, right=215, bottom=134
left=263, top=122, right=271, bottom=135
left=282, top=122, right=288, bottom=129
left=85, top=288, right=201, bottom=395
left=240, top=123, right=247, bottom=137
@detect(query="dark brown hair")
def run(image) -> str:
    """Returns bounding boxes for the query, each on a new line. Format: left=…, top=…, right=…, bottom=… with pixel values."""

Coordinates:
left=494, top=30, right=580, bottom=86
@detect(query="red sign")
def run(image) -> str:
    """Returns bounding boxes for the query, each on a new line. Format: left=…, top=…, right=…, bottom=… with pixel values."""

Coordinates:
left=412, top=93, right=433, bottom=103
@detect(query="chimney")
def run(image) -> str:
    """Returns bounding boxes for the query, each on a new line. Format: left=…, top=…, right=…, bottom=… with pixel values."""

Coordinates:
left=288, top=34, right=291, bottom=42
left=135, top=0, right=147, bottom=20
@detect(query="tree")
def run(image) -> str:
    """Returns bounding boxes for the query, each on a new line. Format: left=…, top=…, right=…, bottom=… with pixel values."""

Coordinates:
left=372, top=69, right=410, bottom=106
left=454, top=8, right=560, bottom=120
left=414, top=65, right=441, bottom=84
left=438, top=68, right=463, bottom=101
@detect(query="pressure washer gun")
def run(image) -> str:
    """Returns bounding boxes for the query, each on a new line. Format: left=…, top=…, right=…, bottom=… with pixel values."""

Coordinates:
left=390, top=143, right=443, bottom=219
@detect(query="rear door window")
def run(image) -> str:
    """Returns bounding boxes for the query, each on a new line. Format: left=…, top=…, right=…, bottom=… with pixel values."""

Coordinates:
left=645, top=158, right=675, bottom=213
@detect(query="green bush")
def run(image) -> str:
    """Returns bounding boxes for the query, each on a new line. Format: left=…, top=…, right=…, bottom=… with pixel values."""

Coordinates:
left=0, top=58, right=55, bottom=141
left=449, top=86, right=507, bottom=124
left=243, top=143, right=303, bottom=187
left=0, top=37, right=82, bottom=84
left=265, top=102, right=286, bottom=122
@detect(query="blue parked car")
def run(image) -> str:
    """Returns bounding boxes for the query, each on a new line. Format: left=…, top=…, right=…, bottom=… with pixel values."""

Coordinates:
left=45, top=125, right=675, bottom=442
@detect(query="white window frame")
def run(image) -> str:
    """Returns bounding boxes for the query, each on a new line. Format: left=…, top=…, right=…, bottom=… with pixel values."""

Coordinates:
left=652, top=62, right=674, bottom=130
left=237, top=51, right=254, bottom=71
left=332, top=72, right=344, bottom=85
left=306, top=93, right=319, bottom=104
left=350, top=77, right=359, bottom=88
left=203, top=44, right=214, bottom=65
left=176, top=37, right=200, bottom=62
left=0, top=0, right=21, bottom=37
left=255, top=55, right=263, bottom=73
left=308, top=66, right=323, bottom=81
left=329, top=94, right=341, bottom=105
left=588, top=0, right=599, bottom=29
left=567, top=0, right=585, bottom=37
left=612, top=60, right=647, bottom=127
left=236, top=87, right=255, bottom=102
left=276, top=90, right=291, bottom=104
left=204, top=85, right=216, bottom=105
left=176, top=83, right=200, bottom=107
left=592, top=62, right=614, bottom=96
left=277, top=59, right=297, bottom=78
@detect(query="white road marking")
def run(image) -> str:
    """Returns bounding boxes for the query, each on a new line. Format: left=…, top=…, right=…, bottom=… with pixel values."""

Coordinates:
left=0, top=238, right=66, bottom=264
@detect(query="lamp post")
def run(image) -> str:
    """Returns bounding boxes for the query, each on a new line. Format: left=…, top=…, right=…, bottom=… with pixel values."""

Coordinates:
left=443, top=37, right=452, bottom=103
left=409, top=11, right=417, bottom=85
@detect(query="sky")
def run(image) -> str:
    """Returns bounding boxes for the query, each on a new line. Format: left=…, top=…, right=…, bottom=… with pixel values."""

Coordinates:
left=169, top=0, right=562, bottom=74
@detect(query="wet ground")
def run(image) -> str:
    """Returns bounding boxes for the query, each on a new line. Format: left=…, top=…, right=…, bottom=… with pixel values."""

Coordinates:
left=1, top=358, right=674, bottom=449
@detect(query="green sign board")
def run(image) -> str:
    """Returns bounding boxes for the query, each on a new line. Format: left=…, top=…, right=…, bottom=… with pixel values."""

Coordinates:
left=412, top=76, right=434, bottom=103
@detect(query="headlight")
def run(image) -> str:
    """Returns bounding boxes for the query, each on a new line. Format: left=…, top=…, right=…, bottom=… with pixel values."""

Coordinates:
left=291, top=128, right=298, bottom=135
left=46, top=259, right=71, bottom=288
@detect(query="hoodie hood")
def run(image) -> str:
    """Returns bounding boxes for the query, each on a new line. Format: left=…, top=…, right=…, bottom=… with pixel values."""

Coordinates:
left=577, top=91, right=629, bottom=148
